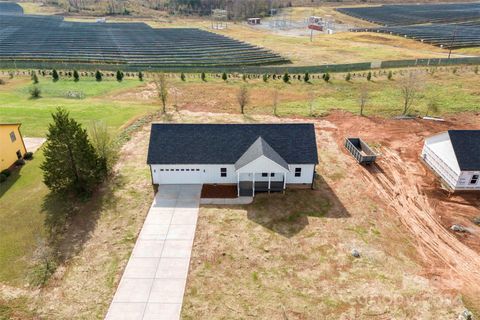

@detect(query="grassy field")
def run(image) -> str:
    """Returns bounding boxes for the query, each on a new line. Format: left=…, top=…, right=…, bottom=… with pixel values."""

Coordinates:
left=0, top=77, right=154, bottom=136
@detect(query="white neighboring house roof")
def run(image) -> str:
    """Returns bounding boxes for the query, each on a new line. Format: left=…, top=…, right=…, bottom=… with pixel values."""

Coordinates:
left=235, top=137, right=290, bottom=172
left=425, top=132, right=461, bottom=174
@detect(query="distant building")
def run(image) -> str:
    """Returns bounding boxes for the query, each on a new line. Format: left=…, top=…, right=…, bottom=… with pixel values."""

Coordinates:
left=421, top=130, right=480, bottom=191
left=0, top=123, right=26, bottom=171
left=247, top=18, right=261, bottom=25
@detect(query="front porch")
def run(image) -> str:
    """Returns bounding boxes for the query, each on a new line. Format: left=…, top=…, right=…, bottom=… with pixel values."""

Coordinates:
left=238, top=181, right=284, bottom=196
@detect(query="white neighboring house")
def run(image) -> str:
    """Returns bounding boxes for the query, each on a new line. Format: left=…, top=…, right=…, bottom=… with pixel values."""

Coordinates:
left=147, top=123, right=319, bottom=196
left=421, top=130, right=480, bottom=191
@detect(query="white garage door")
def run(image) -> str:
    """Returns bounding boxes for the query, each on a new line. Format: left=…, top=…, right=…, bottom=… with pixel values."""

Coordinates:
left=154, top=167, right=204, bottom=184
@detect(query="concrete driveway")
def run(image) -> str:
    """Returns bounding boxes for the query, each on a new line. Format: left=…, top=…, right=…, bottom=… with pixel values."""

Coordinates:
left=106, top=185, right=202, bottom=320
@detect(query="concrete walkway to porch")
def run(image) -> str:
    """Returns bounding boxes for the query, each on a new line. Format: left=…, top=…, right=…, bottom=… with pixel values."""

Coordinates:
left=105, top=184, right=202, bottom=320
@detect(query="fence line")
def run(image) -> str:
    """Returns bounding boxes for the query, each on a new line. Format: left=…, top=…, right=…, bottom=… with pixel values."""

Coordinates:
left=1, top=57, right=479, bottom=74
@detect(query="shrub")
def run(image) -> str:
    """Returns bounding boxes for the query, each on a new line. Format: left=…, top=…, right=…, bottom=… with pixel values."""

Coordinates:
left=52, top=69, right=59, bottom=82
left=304, top=72, right=310, bottom=83
left=15, top=159, right=25, bottom=166
left=474, top=66, right=479, bottom=74
left=282, top=72, right=290, bottom=83
left=366, top=71, right=372, bottom=81
left=180, top=73, right=186, bottom=81
left=138, top=71, right=144, bottom=81
left=222, top=72, right=227, bottom=81
left=30, top=86, right=41, bottom=99
left=0, top=173, right=7, bottom=183
left=24, top=152, right=34, bottom=160
left=345, top=72, right=351, bottom=81
left=73, top=70, right=80, bottom=82
left=116, top=70, right=124, bottom=82
left=32, top=72, right=39, bottom=84
left=242, top=73, right=246, bottom=82
left=1, top=169, right=11, bottom=177
left=262, top=73, right=268, bottom=82
left=387, top=70, right=393, bottom=80
left=95, top=70, right=103, bottom=82
left=201, top=72, right=206, bottom=81
left=323, top=72, right=330, bottom=82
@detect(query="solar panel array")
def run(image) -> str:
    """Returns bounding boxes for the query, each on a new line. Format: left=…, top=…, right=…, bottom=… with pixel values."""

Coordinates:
left=0, top=4, right=289, bottom=67
left=338, top=3, right=480, bottom=49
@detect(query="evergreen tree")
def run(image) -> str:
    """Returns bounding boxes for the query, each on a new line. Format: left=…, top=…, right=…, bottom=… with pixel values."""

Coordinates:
left=32, top=72, right=39, bottom=84
left=282, top=72, right=290, bottom=83
left=73, top=70, right=80, bottom=82
left=52, top=69, right=59, bottom=82
left=222, top=72, right=228, bottom=81
left=367, top=71, right=372, bottom=81
left=474, top=66, right=479, bottom=75
left=201, top=72, right=206, bottom=81
left=324, top=72, right=330, bottom=82
left=138, top=71, right=144, bottom=81
left=242, top=73, right=247, bottom=82
left=41, top=108, right=104, bottom=195
left=116, top=70, right=124, bottom=82
left=345, top=72, right=351, bottom=81
left=180, top=73, right=186, bottom=81
left=303, top=72, right=310, bottom=83
left=263, top=73, right=268, bottom=82
left=95, top=70, right=103, bottom=82
left=387, top=70, right=393, bottom=80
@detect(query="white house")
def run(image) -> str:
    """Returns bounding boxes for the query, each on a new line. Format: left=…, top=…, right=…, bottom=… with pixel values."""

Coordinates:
left=421, top=130, right=480, bottom=191
left=147, top=123, right=318, bottom=196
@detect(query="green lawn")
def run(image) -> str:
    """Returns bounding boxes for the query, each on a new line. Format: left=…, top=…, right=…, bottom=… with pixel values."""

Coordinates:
left=0, top=78, right=154, bottom=136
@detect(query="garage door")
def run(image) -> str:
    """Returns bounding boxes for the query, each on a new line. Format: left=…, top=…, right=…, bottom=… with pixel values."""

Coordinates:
left=155, top=168, right=204, bottom=184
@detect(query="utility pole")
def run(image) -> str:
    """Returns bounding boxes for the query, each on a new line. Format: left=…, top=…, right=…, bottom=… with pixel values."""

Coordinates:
left=448, top=26, right=458, bottom=59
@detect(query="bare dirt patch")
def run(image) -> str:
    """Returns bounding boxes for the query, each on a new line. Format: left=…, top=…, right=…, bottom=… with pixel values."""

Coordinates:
left=201, top=184, right=237, bottom=199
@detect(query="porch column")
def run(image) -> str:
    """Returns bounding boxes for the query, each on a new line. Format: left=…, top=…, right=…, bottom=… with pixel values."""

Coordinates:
left=237, top=172, right=240, bottom=197
left=268, top=173, right=271, bottom=194
left=283, top=172, right=287, bottom=194
left=252, top=172, right=255, bottom=196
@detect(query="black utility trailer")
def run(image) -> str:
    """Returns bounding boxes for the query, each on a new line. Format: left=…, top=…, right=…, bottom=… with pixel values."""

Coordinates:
left=344, top=138, right=377, bottom=165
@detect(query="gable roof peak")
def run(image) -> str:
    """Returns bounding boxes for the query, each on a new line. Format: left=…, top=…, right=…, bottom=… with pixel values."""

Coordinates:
left=235, top=136, right=289, bottom=171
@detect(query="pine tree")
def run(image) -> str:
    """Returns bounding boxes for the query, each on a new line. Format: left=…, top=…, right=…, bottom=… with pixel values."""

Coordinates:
left=345, top=72, right=351, bottom=81
left=324, top=72, right=330, bottom=82
left=242, top=73, right=247, bottom=82
left=222, top=72, right=228, bottom=81
left=52, top=69, right=59, bottom=82
left=180, top=73, right=186, bottom=81
left=387, top=71, right=393, bottom=80
left=263, top=73, right=268, bottom=82
left=41, top=108, right=104, bottom=195
left=367, top=71, right=372, bottom=81
left=116, top=70, right=124, bottom=82
left=201, top=72, right=206, bottom=81
left=304, top=72, right=310, bottom=83
left=283, top=72, right=290, bottom=83
left=474, top=66, right=479, bottom=75
left=95, top=70, right=103, bottom=82
left=138, top=71, right=144, bottom=81
left=73, top=70, right=80, bottom=82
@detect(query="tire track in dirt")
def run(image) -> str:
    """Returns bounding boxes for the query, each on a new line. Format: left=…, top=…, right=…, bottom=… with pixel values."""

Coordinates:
left=361, top=147, right=480, bottom=296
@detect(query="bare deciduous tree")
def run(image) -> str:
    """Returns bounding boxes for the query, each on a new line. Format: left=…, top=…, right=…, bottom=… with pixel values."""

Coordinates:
left=272, top=89, right=279, bottom=116
left=237, top=85, right=249, bottom=114
left=359, top=87, right=369, bottom=116
left=425, top=95, right=440, bottom=117
left=154, top=73, right=168, bottom=114
left=89, top=120, right=118, bottom=175
left=400, top=72, right=422, bottom=115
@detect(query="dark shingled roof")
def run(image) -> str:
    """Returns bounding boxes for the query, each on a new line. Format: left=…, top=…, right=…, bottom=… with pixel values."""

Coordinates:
left=147, top=123, right=318, bottom=165
left=448, top=130, right=480, bottom=171
left=234, top=137, right=289, bottom=170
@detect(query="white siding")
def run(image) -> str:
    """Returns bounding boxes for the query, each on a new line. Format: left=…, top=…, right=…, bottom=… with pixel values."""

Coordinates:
left=150, top=163, right=315, bottom=185
left=456, top=171, right=480, bottom=190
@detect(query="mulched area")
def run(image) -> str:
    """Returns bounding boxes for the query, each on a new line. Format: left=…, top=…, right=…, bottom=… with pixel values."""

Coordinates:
left=201, top=184, right=237, bottom=198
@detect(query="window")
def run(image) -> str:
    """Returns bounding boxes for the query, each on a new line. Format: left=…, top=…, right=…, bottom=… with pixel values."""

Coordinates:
left=160, top=169, right=164, bottom=171
left=196, top=169, right=200, bottom=171
left=262, top=172, right=268, bottom=177
left=271, top=173, right=275, bottom=177
left=181, top=169, right=185, bottom=171
left=175, top=169, right=179, bottom=171
left=470, top=175, right=479, bottom=185
left=10, top=131, right=16, bottom=142
left=220, top=168, right=227, bottom=177
left=295, top=168, right=302, bottom=177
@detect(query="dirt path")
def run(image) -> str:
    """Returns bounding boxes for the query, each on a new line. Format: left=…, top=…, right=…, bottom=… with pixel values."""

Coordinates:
left=360, top=146, right=480, bottom=298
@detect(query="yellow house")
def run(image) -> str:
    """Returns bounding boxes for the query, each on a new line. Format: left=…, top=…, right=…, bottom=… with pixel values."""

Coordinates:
left=0, top=123, right=27, bottom=172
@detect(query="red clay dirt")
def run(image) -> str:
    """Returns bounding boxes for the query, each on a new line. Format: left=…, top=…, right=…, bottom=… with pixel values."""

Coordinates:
left=320, top=110, right=480, bottom=302
left=201, top=184, right=238, bottom=198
